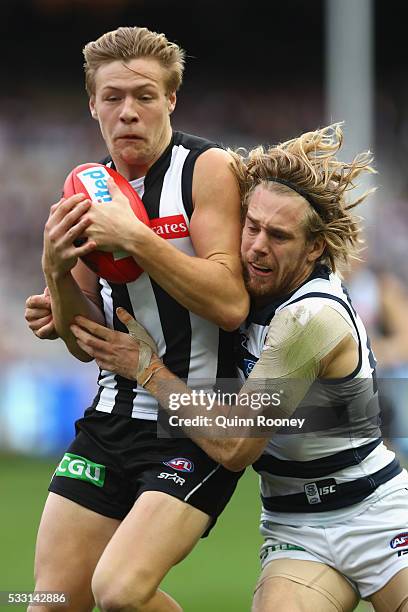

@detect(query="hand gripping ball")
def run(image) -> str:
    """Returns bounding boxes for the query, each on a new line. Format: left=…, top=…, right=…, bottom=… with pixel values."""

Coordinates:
left=63, top=163, right=150, bottom=284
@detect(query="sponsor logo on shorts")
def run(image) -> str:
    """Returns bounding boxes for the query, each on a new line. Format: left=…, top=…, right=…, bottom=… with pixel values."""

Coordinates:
left=268, top=544, right=306, bottom=553
left=260, top=543, right=306, bottom=562
left=390, top=532, right=408, bottom=549
left=157, top=472, right=186, bottom=486
left=163, top=458, right=194, bottom=472
left=397, top=549, right=408, bottom=557
left=304, top=479, right=337, bottom=504
left=55, top=453, right=105, bottom=488
left=150, top=215, right=189, bottom=240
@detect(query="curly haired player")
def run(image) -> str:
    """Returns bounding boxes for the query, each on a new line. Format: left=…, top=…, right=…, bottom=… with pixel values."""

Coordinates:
left=72, top=125, right=408, bottom=611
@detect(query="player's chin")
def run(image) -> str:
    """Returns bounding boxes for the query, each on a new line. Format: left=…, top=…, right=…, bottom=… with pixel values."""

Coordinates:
left=246, top=277, right=275, bottom=299
left=118, top=143, right=148, bottom=164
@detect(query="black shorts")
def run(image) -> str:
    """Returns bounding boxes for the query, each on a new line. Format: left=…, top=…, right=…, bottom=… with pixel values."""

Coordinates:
left=49, top=409, right=243, bottom=536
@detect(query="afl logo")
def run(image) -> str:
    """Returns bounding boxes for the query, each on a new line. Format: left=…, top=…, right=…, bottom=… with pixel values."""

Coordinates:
left=163, top=458, right=194, bottom=473
left=390, top=533, right=408, bottom=549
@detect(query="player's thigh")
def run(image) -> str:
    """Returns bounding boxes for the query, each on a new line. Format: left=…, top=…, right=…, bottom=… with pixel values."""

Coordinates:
left=369, top=567, right=408, bottom=612
left=33, top=492, right=119, bottom=611
left=93, top=490, right=210, bottom=601
left=252, top=559, right=359, bottom=612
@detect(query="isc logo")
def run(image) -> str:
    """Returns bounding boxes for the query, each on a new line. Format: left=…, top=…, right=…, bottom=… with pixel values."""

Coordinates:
left=304, top=480, right=337, bottom=504
left=77, top=167, right=112, bottom=203
left=319, top=484, right=337, bottom=495
left=163, top=458, right=194, bottom=473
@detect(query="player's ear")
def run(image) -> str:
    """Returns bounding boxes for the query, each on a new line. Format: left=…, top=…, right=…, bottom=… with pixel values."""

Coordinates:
left=306, top=236, right=325, bottom=264
left=89, top=97, right=98, bottom=120
left=167, top=92, right=176, bottom=115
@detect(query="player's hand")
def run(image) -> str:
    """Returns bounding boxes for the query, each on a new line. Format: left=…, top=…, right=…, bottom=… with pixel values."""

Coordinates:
left=82, top=178, right=151, bottom=252
left=70, top=308, right=158, bottom=382
left=42, top=195, right=97, bottom=279
left=25, top=287, right=58, bottom=340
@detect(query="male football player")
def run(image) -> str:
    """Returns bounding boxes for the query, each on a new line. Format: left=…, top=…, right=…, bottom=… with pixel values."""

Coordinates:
left=25, top=26, right=248, bottom=612
left=72, top=125, right=408, bottom=611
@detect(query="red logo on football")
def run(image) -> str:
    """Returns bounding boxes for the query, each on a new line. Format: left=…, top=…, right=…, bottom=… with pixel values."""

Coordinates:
left=63, top=163, right=150, bottom=284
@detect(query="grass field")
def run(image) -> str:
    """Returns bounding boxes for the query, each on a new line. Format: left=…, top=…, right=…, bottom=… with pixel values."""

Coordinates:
left=0, top=454, right=371, bottom=611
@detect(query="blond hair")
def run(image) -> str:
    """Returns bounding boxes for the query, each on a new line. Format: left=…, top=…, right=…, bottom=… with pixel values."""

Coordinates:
left=83, top=26, right=185, bottom=96
left=231, top=124, right=375, bottom=272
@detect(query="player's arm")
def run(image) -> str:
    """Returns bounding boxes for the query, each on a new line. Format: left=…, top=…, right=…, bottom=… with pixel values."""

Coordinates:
left=83, top=149, right=249, bottom=331
left=138, top=304, right=356, bottom=470
left=42, top=195, right=105, bottom=361
left=204, top=303, right=358, bottom=470
left=70, top=304, right=356, bottom=469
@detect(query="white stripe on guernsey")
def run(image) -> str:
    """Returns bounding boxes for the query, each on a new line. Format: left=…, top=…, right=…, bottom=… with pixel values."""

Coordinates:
left=95, top=371, right=119, bottom=413
left=187, top=313, right=219, bottom=386
left=247, top=323, right=268, bottom=360
left=150, top=146, right=192, bottom=261
left=184, top=465, right=221, bottom=502
left=127, top=274, right=166, bottom=419
left=95, top=280, right=117, bottom=413
left=159, top=143, right=219, bottom=385
left=159, top=144, right=190, bottom=219
left=100, top=279, right=114, bottom=328
left=129, top=176, right=145, bottom=199
left=259, top=443, right=395, bottom=498
left=268, top=434, right=374, bottom=462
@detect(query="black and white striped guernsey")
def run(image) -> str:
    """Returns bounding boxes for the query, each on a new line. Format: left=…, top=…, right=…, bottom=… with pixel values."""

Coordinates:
left=90, top=131, right=235, bottom=420
left=237, top=264, right=405, bottom=524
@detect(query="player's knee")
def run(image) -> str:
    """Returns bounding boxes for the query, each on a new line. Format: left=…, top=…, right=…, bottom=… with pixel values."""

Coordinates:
left=93, top=567, right=157, bottom=612
left=94, top=590, right=152, bottom=612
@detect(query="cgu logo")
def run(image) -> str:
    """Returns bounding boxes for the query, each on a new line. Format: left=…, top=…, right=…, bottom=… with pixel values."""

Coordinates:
left=390, top=533, right=408, bottom=549
left=56, top=453, right=105, bottom=487
left=150, top=215, right=189, bottom=240
left=77, top=168, right=112, bottom=203
left=163, top=458, right=194, bottom=472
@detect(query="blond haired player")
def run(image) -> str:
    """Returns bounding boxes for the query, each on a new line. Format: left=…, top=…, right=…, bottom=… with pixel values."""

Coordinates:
left=25, top=26, right=248, bottom=612
left=72, top=125, right=408, bottom=611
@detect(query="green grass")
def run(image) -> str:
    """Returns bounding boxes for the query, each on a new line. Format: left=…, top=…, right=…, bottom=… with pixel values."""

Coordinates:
left=0, top=454, right=370, bottom=611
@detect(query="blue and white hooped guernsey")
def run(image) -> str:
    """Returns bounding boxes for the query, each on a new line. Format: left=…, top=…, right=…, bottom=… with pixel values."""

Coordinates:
left=237, top=264, right=408, bottom=526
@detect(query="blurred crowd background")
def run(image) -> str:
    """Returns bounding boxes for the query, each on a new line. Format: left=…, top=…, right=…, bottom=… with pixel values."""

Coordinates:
left=1, top=0, right=408, bottom=455
left=1, top=2, right=408, bottom=609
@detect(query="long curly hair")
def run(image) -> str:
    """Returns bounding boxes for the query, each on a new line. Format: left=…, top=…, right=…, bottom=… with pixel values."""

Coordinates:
left=230, top=124, right=376, bottom=272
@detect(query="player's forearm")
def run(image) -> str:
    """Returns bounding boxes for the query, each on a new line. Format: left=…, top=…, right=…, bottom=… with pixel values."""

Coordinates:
left=144, top=367, right=261, bottom=470
left=128, top=231, right=249, bottom=331
left=45, top=271, right=105, bottom=361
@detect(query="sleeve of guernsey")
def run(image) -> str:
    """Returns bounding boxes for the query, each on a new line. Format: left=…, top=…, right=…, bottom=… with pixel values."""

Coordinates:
left=244, top=300, right=355, bottom=419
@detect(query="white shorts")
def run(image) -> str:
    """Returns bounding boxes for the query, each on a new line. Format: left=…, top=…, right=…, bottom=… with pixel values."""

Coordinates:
left=260, top=487, right=408, bottom=599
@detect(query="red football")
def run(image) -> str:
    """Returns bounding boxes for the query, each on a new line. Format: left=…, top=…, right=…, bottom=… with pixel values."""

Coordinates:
left=63, top=163, right=150, bottom=284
